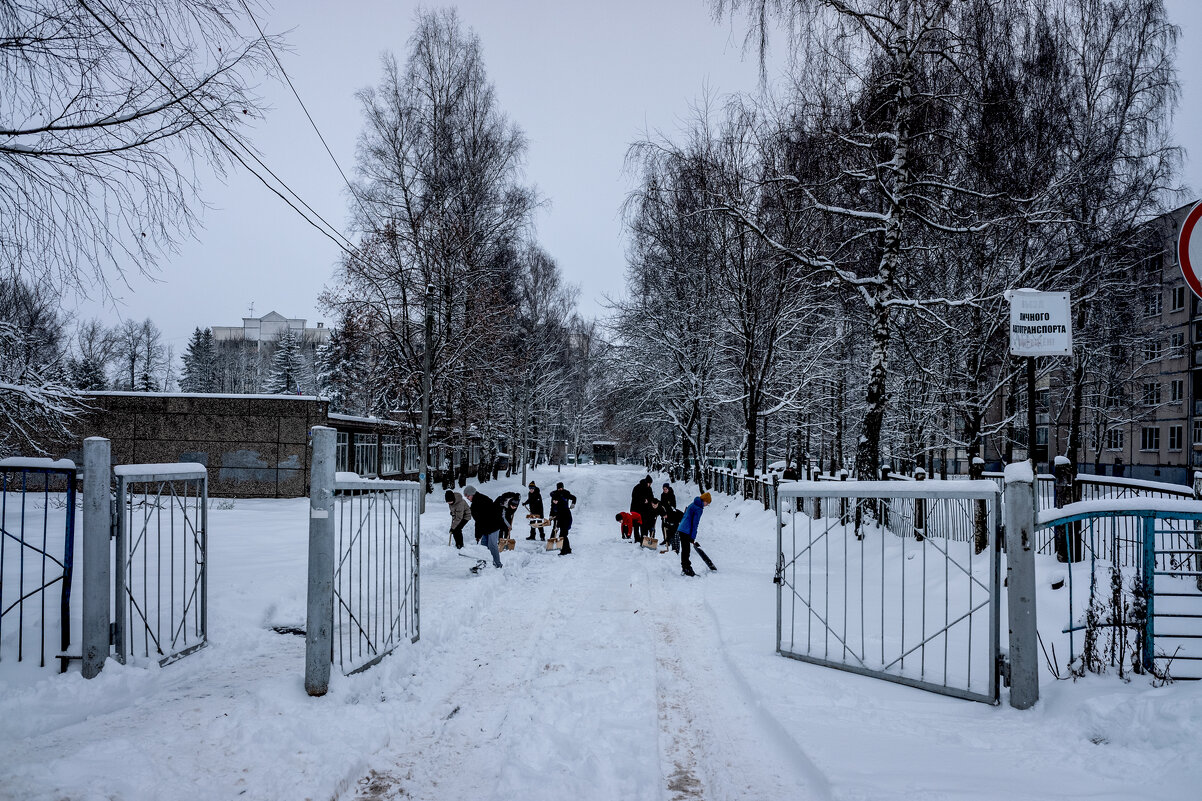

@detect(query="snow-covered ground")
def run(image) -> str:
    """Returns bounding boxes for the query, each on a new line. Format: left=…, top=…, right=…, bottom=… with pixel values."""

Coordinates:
left=2, top=464, right=1201, bottom=800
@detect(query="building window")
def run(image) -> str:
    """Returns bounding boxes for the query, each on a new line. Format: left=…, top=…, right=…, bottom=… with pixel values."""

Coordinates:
left=1171, top=332, right=1186, bottom=358
left=1173, top=379, right=1185, bottom=403
left=1105, top=428, right=1124, bottom=451
left=1142, top=340, right=1163, bottom=362
left=1036, top=426, right=1048, bottom=446
left=1142, top=382, right=1161, bottom=406
left=354, top=433, right=378, bottom=476
left=1170, top=425, right=1183, bottom=451
left=1143, top=290, right=1162, bottom=317
left=403, top=444, right=420, bottom=473
left=1105, top=385, right=1124, bottom=408
left=381, top=435, right=403, bottom=474
left=336, top=432, right=349, bottom=473
left=1171, top=285, right=1186, bottom=312
left=1141, top=426, right=1160, bottom=451
left=1194, top=420, right=1202, bottom=447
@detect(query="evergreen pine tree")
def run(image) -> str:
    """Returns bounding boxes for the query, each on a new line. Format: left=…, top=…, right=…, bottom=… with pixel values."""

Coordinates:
left=69, top=356, right=109, bottom=390
left=315, top=314, right=364, bottom=412
left=181, top=327, right=218, bottom=392
left=267, top=328, right=303, bottom=394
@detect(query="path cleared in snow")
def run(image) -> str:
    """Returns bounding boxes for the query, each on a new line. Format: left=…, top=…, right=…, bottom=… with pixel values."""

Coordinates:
left=2, top=464, right=1201, bottom=801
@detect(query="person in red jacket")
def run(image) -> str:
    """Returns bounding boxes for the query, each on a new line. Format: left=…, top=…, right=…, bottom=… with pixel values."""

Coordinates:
left=615, top=510, right=642, bottom=539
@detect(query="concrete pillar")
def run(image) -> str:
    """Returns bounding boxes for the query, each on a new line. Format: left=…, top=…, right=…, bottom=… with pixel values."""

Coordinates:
left=1003, top=463, right=1039, bottom=709
left=305, top=426, right=336, bottom=696
left=81, top=437, right=110, bottom=679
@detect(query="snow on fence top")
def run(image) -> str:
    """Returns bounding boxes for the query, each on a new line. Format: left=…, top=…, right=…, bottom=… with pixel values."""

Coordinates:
left=0, top=457, right=76, bottom=471
left=591, top=441, right=617, bottom=446
left=113, top=463, right=207, bottom=481
left=779, top=479, right=1000, bottom=499
left=1003, top=462, right=1034, bottom=484
left=1038, top=497, right=1202, bottom=527
left=1075, top=473, right=1193, bottom=496
left=333, top=472, right=419, bottom=491
left=85, top=390, right=321, bottom=401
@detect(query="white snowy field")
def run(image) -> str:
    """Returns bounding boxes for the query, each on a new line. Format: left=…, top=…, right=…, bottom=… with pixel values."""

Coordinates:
left=2, top=464, right=1202, bottom=800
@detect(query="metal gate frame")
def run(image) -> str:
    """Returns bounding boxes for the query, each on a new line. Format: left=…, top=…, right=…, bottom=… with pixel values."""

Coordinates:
left=777, top=480, right=1001, bottom=704
left=113, top=464, right=208, bottom=666
left=331, top=475, right=421, bottom=675
left=0, top=458, right=77, bottom=671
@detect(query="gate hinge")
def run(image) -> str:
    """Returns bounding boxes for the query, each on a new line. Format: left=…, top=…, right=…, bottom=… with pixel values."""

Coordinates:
left=109, top=498, right=118, bottom=540
left=998, top=653, right=1011, bottom=687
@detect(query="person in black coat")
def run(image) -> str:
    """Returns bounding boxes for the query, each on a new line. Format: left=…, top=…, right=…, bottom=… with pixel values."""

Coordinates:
left=550, top=482, right=577, bottom=555
left=640, top=498, right=662, bottom=543
left=630, top=476, right=654, bottom=544
left=660, top=506, right=685, bottom=554
left=463, top=485, right=504, bottom=568
left=522, top=481, right=545, bottom=540
left=658, top=482, right=677, bottom=537
left=496, top=491, right=520, bottom=535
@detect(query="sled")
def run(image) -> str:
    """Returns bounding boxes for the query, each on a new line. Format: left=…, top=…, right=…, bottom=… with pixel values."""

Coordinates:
left=545, top=537, right=562, bottom=551
left=499, top=537, right=516, bottom=551
left=641, top=535, right=658, bottom=550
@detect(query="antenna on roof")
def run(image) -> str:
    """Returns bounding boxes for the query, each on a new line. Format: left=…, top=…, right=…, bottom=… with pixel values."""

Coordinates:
left=248, top=300, right=255, bottom=317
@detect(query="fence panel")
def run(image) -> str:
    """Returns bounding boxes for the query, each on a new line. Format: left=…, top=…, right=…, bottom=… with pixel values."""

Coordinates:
left=776, top=480, right=1001, bottom=703
left=332, top=475, right=421, bottom=676
left=0, top=458, right=77, bottom=671
left=113, top=464, right=208, bottom=666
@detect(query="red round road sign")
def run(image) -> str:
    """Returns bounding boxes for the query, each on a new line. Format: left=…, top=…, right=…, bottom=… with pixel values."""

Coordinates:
left=1181, top=201, right=1202, bottom=300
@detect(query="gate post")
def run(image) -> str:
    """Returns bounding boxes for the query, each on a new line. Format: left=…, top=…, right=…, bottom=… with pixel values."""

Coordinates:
left=1003, top=463, right=1039, bottom=709
left=1193, top=472, right=1202, bottom=592
left=305, top=426, right=336, bottom=696
left=81, top=437, right=111, bottom=679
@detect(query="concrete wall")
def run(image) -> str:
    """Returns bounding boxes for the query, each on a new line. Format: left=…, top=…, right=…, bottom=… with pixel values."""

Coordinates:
left=60, top=393, right=329, bottom=498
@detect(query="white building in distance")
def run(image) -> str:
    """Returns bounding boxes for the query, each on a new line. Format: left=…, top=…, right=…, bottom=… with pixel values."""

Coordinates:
left=212, top=311, right=330, bottom=347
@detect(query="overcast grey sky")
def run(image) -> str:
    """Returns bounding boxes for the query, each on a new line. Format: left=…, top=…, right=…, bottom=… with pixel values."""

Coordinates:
left=70, top=0, right=1202, bottom=352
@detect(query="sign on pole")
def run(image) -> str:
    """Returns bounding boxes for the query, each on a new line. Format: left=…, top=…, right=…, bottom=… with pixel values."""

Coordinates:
left=1005, top=289, right=1072, bottom=357
left=1179, top=201, right=1202, bottom=301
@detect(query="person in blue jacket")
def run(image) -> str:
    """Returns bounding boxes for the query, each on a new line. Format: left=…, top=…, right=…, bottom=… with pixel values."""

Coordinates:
left=676, top=491, right=711, bottom=576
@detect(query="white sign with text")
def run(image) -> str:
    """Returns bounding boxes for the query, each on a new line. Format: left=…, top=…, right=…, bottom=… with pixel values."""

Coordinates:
left=1005, top=289, right=1072, bottom=357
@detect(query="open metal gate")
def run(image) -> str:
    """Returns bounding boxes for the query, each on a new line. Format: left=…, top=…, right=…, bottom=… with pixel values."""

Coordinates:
left=331, top=475, right=420, bottom=675
left=0, top=458, right=77, bottom=671
left=113, top=464, right=208, bottom=666
left=776, top=480, right=1002, bottom=703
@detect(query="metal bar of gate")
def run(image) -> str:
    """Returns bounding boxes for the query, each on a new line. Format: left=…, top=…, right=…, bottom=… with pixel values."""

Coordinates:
left=775, top=480, right=1001, bottom=704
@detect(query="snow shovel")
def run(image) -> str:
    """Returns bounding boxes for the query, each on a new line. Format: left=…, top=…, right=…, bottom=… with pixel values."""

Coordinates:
left=545, top=537, right=562, bottom=551
left=693, top=542, right=717, bottom=571
left=640, top=534, right=658, bottom=550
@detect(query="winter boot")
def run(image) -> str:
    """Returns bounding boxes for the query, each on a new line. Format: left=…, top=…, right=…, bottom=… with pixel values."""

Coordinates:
left=526, top=534, right=536, bottom=540
left=682, top=567, right=696, bottom=577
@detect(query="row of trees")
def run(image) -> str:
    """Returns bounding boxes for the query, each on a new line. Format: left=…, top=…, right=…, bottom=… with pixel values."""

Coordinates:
left=320, top=9, right=604, bottom=475
left=611, top=0, right=1181, bottom=483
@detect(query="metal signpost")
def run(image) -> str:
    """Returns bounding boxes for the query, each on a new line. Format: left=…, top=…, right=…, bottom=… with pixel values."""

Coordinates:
left=1005, top=289, right=1072, bottom=471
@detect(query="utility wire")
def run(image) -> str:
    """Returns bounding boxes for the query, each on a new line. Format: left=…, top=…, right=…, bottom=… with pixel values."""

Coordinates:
left=78, top=0, right=367, bottom=264
left=236, top=0, right=372, bottom=225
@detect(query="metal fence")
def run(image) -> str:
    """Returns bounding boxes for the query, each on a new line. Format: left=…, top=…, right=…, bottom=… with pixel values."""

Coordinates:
left=113, top=464, right=208, bottom=666
left=1037, top=504, right=1202, bottom=680
left=776, top=480, right=1001, bottom=703
left=331, top=474, right=420, bottom=675
left=0, top=458, right=77, bottom=671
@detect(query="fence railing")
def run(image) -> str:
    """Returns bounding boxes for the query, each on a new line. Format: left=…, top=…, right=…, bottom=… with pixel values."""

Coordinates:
left=0, top=458, right=77, bottom=671
left=112, top=463, right=208, bottom=666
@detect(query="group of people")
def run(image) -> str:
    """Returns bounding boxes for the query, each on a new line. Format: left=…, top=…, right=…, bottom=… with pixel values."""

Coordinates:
left=445, top=479, right=577, bottom=569
left=618, top=475, right=712, bottom=576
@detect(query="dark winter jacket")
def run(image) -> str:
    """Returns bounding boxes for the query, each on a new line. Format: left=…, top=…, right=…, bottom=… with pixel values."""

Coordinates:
left=550, top=487, right=576, bottom=526
left=523, top=486, right=544, bottom=516
left=663, top=507, right=685, bottom=533
left=469, top=492, right=504, bottom=537
left=676, top=496, right=706, bottom=541
left=631, top=481, right=654, bottom=515
left=659, top=487, right=677, bottom=511
left=497, top=492, right=521, bottom=528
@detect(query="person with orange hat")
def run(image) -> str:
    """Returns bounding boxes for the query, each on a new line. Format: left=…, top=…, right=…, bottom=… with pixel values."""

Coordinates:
left=676, top=491, right=712, bottom=576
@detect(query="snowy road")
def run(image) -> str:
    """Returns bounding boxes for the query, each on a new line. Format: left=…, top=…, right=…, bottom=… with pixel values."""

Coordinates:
left=3, top=464, right=1201, bottom=801
left=342, top=465, right=820, bottom=801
